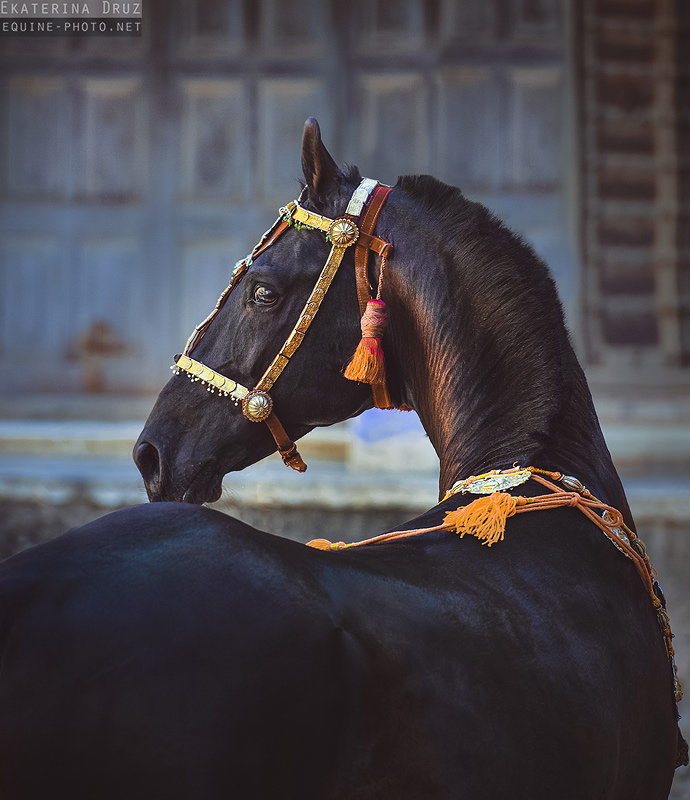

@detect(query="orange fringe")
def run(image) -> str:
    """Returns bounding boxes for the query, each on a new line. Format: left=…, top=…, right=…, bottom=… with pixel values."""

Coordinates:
left=443, top=492, right=518, bottom=547
left=344, top=337, right=386, bottom=385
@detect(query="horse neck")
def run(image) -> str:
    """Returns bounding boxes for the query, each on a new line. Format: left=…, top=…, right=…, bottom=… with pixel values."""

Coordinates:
left=383, top=205, right=632, bottom=523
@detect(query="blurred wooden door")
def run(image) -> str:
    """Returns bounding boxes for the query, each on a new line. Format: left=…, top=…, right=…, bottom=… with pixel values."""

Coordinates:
left=0, top=0, right=570, bottom=397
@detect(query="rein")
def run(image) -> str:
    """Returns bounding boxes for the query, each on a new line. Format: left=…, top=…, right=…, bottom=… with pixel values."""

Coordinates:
left=307, top=465, right=683, bottom=708
left=172, top=178, right=393, bottom=472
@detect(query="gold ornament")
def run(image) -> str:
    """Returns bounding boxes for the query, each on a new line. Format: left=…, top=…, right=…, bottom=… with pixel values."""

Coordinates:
left=242, top=390, right=273, bottom=423
left=327, top=218, right=359, bottom=247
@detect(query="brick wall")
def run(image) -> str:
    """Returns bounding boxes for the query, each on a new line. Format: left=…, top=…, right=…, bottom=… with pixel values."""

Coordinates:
left=578, top=0, right=684, bottom=373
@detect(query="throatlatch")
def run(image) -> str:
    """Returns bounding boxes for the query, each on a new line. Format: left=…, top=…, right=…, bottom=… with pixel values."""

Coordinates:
left=172, top=178, right=394, bottom=471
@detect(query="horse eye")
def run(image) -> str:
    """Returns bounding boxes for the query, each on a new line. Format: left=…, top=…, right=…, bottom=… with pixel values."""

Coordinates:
left=252, top=285, right=278, bottom=305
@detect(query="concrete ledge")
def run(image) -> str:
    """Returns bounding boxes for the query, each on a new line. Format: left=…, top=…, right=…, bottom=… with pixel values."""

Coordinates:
left=0, top=454, right=439, bottom=512
left=0, top=421, right=143, bottom=458
left=0, top=451, right=688, bottom=525
left=600, top=423, right=690, bottom=473
left=1, top=416, right=690, bottom=474
left=0, top=420, right=352, bottom=462
left=0, top=418, right=688, bottom=521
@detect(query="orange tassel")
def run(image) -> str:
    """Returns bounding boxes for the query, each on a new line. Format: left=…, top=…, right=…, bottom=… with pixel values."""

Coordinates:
left=344, top=299, right=388, bottom=385
left=443, top=492, right=518, bottom=547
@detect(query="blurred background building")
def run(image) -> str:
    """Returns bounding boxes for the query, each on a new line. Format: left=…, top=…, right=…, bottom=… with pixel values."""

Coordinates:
left=0, top=1, right=689, bottom=792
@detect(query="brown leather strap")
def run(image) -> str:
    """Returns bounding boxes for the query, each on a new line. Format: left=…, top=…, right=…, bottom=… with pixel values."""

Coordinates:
left=354, top=185, right=392, bottom=315
left=357, top=232, right=393, bottom=259
left=264, top=411, right=307, bottom=472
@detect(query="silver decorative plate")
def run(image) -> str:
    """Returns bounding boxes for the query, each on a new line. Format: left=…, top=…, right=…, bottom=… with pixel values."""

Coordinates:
left=448, top=469, right=532, bottom=496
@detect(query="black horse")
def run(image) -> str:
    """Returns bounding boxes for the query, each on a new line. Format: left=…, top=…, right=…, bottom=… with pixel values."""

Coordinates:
left=0, top=119, right=685, bottom=799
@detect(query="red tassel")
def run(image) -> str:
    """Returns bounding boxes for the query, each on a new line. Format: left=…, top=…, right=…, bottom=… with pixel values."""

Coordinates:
left=344, top=299, right=388, bottom=385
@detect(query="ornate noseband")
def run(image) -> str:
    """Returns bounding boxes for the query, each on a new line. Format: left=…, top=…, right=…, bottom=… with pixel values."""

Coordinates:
left=172, top=178, right=393, bottom=471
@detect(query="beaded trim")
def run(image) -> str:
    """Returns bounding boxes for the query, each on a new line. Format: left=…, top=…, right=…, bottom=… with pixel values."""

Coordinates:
left=172, top=355, right=249, bottom=405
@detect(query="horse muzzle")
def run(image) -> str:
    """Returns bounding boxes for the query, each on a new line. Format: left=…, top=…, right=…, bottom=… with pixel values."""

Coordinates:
left=133, top=436, right=224, bottom=504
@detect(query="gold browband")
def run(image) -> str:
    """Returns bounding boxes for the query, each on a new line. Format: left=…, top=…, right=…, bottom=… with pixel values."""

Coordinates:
left=286, top=202, right=332, bottom=234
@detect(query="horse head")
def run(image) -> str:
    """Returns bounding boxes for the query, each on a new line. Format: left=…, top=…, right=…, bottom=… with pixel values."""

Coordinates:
left=135, top=119, right=382, bottom=503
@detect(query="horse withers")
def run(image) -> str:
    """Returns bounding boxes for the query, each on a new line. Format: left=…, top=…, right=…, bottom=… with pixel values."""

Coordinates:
left=0, top=118, right=685, bottom=799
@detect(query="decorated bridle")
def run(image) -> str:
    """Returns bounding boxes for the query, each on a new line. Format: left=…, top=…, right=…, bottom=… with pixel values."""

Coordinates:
left=172, top=178, right=394, bottom=473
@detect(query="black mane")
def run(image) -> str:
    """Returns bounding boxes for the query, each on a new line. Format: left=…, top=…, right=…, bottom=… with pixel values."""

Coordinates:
left=391, top=174, right=627, bottom=516
left=394, top=173, right=566, bottom=337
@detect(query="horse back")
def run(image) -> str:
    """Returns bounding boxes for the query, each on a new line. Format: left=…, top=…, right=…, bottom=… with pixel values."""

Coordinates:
left=0, top=502, right=678, bottom=799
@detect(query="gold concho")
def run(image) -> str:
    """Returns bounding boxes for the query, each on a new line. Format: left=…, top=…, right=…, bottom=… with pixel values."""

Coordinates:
left=327, top=218, right=359, bottom=247
left=242, top=390, right=273, bottom=423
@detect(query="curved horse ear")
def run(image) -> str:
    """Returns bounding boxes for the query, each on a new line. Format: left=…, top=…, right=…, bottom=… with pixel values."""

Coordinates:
left=301, top=117, right=341, bottom=202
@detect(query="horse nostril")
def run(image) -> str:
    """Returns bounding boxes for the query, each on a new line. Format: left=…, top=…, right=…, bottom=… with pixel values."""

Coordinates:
left=133, top=440, right=161, bottom=490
